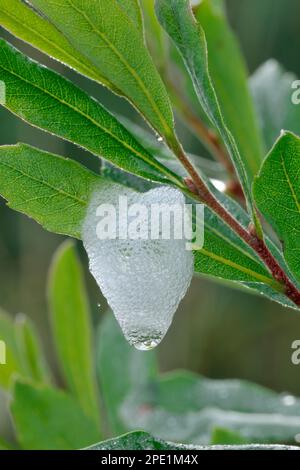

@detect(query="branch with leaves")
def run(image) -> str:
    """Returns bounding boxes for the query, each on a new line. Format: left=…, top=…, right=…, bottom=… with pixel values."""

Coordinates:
left=0, top=0, right=300, bottom=312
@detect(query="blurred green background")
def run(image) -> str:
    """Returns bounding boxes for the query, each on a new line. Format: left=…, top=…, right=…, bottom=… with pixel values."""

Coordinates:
left=1, top=0, right=300, bottom=407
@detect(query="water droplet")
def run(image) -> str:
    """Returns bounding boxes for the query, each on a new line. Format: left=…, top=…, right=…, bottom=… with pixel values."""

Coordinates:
left=295, top=433, right=300, bottom=443
left=133, top=338, right=160, bottom=351
left=82, top=184, right=194, bottom=350
left=211, top=179, right=226, bottom=192
left=157, top=136, right=163, bottom=142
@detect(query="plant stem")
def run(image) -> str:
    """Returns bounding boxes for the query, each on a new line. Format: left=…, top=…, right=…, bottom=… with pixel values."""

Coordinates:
left=170, top=139, right=300, bottom=307
left=167, top=79, right=245, bottom=202
left=167, top=79, right=235, bottom=175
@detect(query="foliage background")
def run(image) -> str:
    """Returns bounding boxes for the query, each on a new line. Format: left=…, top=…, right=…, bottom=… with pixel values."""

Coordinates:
left=1, top=0, right=300, bottom=438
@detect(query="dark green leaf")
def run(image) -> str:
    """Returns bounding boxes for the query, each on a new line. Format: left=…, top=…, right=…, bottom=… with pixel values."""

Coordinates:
left=253, top=132, right=300, bottom=282
left=0, top=0, right=114, bottom=88
left=29, top=0, right=175, bottom=140
left=195, top=178, right=300, bottom=309
left=48, top=241, right=100, bottom=429
left=0, top=144, right=101, bottom=238
left=0, top=40, right=180, bottom=186
left=86, top=431, right=300, bottom=450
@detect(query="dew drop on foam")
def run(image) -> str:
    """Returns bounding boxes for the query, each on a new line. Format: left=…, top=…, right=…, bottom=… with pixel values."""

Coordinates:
left=134, top=338, right=160, bottom=351
left=82, top=183, right=194, bottom=350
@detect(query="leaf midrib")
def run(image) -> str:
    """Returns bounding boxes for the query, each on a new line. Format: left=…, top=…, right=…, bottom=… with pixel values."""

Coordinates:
left=1, top=8, right=104, bottom=84
left=0, top=58, right=177, bottom=182
left=198, top=247, right=277, bottom=286
left=280, top=152, right=300, bottom=213
left=0, top=155, right=88, bottom=206
left=66, top=0, right=172, bottom=138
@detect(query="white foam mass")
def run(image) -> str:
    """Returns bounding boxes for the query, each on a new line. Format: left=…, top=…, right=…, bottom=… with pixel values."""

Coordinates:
left=82, top=184, right=194, bottom=350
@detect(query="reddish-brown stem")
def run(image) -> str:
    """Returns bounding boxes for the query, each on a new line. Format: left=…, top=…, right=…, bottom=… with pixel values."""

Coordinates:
left=167, top=79, right=246, bottom=202
left=167, top=79, right=235, bottom=174
left=171, top=141, right=300, bottom=307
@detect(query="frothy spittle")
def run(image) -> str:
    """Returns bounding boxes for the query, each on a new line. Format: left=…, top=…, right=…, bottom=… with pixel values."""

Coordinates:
left=82, top=184, right=194, bottom=349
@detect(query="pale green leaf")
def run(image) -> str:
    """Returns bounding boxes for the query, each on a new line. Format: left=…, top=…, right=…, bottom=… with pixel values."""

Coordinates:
left=48, top=241, right=100, bottom=429
left=11, top=380, right=100, bottom=450
left=122, top=370, right=300, bottom=444
left=97, top=313, right=157, bottom=435
left=14, top=314, right=51, bottom=385
left=0, top=309, right=25, bottom=389
left=250, top=60, right=300, bottom=151
left=0, top=309, right=50, bottom=388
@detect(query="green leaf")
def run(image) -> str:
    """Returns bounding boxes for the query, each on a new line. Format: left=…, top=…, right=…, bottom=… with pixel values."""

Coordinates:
left=11, top=380, right=100, bottom=450
left=253, top=131, right=300, bottom=282
left=0, top=436, right=16, bottom=450
left=0, top=309, right=50, bottom=388
left=0, top=144, right=101, bottom=239
left=14, top=314, right=51, bottom=385
left=0, top=0, right=116, bottom=89
left=97, top=313, right=157, bottom=435
left=29, top=0, right=175, bottom=140
left=48, top=241, right=100, bottom=430
left=194, top=175, right=299, bottom=309
left=194, top=0, right=264, bottom=177
left=250, top=60, right=300, bottom=151
left=117, top=0, right=144, bottom=37
left=194, top=211, right=274, bottom=285
left=0, top=40, right=180, bottom=186
left=86, top=431, right=300, bottom=450
left=210, top=427, right=249, bottom=445
left=0, top=309, right=25, bottom=389
left=140, top=0, right=168, bottom=72
left=155, top=0, right=259, bottom=229
left=121, top=370, right=300, bottom=444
